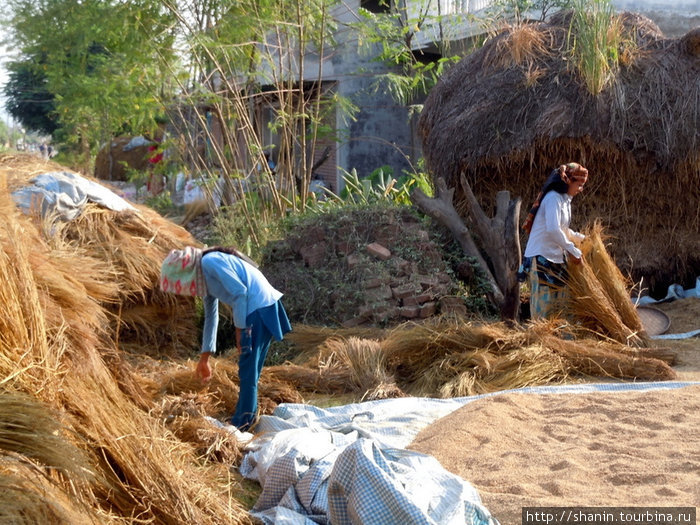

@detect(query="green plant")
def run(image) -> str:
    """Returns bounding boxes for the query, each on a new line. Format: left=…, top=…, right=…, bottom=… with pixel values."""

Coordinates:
left=144, top=191, right=174, bottom=217
left=210, top=193, right=284, bottom=261
left=353, top=2, right=462, bottom=107
left=567, top=0, right=631, bottom=95
left=307, top=164, right=434, bottom=213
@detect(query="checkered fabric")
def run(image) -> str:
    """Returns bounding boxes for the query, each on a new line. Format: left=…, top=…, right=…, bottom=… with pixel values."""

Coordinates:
left=240, top=382, right=697, bottom=525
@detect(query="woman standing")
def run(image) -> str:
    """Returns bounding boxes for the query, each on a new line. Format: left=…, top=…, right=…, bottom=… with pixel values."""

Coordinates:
left=522, top=163, right=589, bottom=320
left=160, top=246, right=291, bottom=431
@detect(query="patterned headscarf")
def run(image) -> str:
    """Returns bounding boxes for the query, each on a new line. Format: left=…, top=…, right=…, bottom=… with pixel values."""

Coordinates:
left=160, top=247, right=208, bottom=297
left=522, top=163, right=588, bottom=233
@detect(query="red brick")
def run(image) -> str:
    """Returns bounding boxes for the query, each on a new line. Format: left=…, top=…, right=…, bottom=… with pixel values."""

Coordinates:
left=366, top=285, right=393, bottom=302
left=346, top=253, right=362, bottom=269
left=403, top=293, right=433, bottom=306
left=399, top=305, right=421, bottom=318
left=440, top=297, right=467, bottom=316
left=392, top=283, right=419, bottom=299
left=419, top=302, right=437, bottom=318
left=364, top=277, right=385, bottom=289
left=366, top=242, right=391, bottom=261
left=300, top=242, right=327, bottom=267
left=416, top=274, right=440, bottom=288
left=391, top=257, right=412, bottom=275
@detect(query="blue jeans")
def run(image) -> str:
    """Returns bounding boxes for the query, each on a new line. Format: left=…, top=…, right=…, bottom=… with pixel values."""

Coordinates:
left=230, top=313, right=273, bottom=431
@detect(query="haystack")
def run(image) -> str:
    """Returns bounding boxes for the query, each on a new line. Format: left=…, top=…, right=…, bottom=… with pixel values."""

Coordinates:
left=94, top=135, right=155, bottom=181
left=419, top=12, right=700, bottom=294
left=0, top=154, right=253, bottom=523
left=2, top=152, right=199, bottom=357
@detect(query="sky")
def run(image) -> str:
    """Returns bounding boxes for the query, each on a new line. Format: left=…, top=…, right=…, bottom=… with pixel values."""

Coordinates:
left=0, top=44, right=10, bottom=123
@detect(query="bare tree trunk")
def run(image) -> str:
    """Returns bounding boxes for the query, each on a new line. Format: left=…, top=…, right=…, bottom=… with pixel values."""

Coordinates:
left=411, top=176, right=522, bottom=322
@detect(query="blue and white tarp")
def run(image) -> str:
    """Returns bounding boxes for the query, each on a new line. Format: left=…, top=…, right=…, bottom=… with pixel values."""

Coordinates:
left=239, top=382, right=698, bottom=525
left=12, top=171, right=136, bottom=220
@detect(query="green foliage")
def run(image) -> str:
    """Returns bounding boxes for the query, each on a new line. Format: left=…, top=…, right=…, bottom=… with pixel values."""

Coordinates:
left=210, top=193, right=283, bottom=262
left=353, top=3, right=462, bottom=105
left=3, top=60, right=58, bottom=135
left=567, top=0, right=630, bottom=95
left=144, top=191, right=174, bottom=217
left=311, top=165, right=433, bottom=212
left=3, top=0, right=176, bottom=151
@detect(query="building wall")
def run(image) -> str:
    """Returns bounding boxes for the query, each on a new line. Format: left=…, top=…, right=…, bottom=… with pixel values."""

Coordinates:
left=328, top=0, right=417, bottom=190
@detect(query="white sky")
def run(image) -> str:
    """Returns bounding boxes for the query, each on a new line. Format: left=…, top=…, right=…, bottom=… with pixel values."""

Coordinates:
left=0, top=44, right=15, bottom=125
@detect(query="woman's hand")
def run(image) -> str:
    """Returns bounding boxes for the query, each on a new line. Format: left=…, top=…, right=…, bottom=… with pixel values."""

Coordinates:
left=195, top=352, right=213, bottom=383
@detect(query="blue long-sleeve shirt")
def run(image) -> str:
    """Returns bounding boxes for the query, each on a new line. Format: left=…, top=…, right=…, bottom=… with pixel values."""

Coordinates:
left=200, top=251, right=283, bottom=354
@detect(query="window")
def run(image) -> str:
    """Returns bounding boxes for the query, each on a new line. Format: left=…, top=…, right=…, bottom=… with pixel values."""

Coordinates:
left=361, top=0, right=390, bottom=14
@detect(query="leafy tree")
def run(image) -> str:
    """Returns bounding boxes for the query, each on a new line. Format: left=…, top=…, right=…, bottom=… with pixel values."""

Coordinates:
left=3, top=59, right=58, bottom=135
left=353, top=0, right=463, bottom=108
left=3, top=0, right=177, bottom=164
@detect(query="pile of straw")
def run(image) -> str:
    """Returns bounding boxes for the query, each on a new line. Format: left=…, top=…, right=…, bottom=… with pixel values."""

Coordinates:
left=155, top=393, right=244, bottom=464
left=274, top=318, right=675, bottom=400
left=2, top=153, right=200, bottom=357
left=0, top=159, right=253, bottom=524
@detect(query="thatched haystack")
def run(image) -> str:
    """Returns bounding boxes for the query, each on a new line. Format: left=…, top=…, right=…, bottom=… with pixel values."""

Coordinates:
left=2, top=152, right=199, bottom=357
left=0, top=155, right=253, bottom=523
left=419, top=12, right=700, bottom=294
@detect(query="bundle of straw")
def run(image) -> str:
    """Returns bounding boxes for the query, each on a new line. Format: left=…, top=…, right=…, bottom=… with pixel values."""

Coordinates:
left=2, top=153, right=201, bottom=356
left=584, top=222, right=644, bottom=333
left=542, top=335, right=675, bottom=381
left=264, top=363, right=351, bottom=395
left=0, top=456, right=99, bottom=525
left=566, top=223, right=647, bottom=346
left=286, top=324, right=388, bottom=364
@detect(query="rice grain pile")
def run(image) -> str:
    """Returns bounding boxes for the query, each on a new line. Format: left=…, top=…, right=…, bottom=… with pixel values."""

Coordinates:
left=409, top=385, right=700, bottom=525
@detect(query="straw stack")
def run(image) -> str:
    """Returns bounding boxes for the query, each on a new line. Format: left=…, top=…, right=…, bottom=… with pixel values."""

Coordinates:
left=0, top=166, right=252, bottom=524
left=275, top=319, right=675, bottom=401
left=2, top=153, right=200, bottom=357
